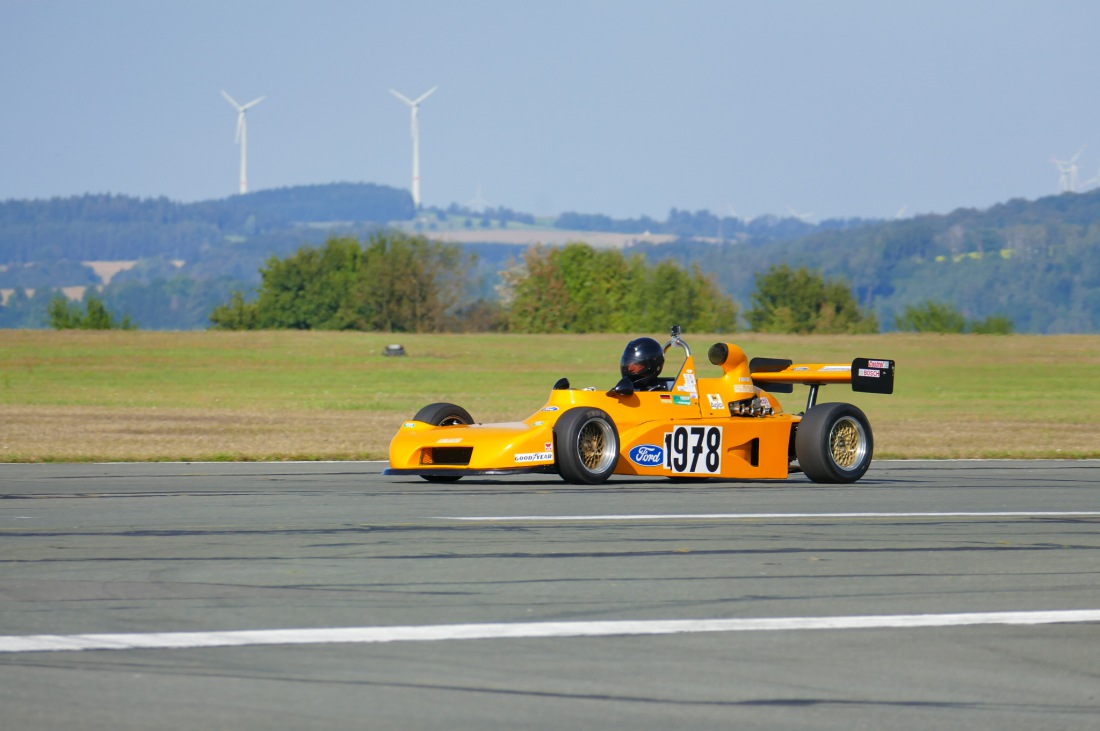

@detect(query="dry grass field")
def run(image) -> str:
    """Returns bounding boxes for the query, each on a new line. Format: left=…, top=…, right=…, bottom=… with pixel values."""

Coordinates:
left=1, top=330, right=1098, bottom=462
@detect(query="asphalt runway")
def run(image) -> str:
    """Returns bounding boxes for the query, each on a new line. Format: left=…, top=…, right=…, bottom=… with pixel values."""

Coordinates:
left=1, top=460, right=1098, bottom=730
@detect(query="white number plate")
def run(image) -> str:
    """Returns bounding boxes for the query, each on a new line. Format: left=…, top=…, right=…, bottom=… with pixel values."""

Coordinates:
left=663, top=426, right=723, bottom=474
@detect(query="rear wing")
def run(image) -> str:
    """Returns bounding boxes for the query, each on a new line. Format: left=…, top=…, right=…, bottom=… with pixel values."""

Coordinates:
left=750, top=357, right=895, bottom=395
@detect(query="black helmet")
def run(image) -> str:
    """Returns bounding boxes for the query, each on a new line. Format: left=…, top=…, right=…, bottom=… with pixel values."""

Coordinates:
left=620, top=337, right=664, bottom=387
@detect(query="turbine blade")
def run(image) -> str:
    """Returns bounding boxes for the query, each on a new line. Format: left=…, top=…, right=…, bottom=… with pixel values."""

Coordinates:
left=412, top=86, right=438, bottom=105
left=242, top=95, right=265, bottom=111
left=390, top=89, right=414, bottom=106
left=221, top=90, right=242, bottom=109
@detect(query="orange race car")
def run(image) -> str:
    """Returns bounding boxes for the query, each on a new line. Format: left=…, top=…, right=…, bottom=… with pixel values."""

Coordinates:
left=385, top=326, right=894, bottom=485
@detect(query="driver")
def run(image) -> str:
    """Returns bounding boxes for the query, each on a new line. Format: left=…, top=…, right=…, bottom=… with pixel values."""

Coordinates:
left=620, top=337, right=665, bottom=391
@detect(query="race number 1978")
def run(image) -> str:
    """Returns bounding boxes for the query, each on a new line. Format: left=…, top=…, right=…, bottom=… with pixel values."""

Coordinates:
left=664, top=426, right=723, bottom=474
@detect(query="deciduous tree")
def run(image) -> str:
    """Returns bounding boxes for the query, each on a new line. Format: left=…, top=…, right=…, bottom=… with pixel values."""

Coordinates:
left=746, top=264, right=877, bottom=334
left=506, top=243, right=738, bottom=333
left=209, top=233, right=468, bottom=332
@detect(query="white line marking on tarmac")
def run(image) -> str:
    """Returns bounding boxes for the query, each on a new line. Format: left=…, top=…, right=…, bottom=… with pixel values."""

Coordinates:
left=441, top=511, right=1100, bottom=522
left=1, top=610, right=1097, bottom=654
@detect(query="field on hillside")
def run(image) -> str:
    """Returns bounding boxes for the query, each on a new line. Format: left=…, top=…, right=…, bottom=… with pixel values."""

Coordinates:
left=1, top=330, right=1098, bottom=462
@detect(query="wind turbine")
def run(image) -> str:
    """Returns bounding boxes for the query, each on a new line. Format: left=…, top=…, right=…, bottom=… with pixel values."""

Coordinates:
left=468, top=185, right=489, bottom=213
left=391, top=86, right=437, bottom=208
left=786, top=206, right=815, bottom=223
left=1083, top=165, right=1100, bottom=190
left=221, top=90, right=265, bottom=194
left=1051, top=147, right=1084, bottom=193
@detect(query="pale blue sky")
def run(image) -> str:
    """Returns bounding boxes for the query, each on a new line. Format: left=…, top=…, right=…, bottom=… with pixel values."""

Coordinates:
left=2, top=0, right=1098, bottom=220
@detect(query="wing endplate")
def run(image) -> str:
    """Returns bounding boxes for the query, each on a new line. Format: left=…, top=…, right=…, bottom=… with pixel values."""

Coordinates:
left=851, top=357, right=895, bottom=394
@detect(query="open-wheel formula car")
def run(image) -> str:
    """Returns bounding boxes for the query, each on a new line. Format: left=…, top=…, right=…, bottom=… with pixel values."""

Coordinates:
left=385, top=327, right=895, bottom=485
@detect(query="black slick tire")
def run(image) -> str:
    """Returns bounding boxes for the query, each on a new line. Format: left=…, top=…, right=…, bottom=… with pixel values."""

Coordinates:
left=553, top=408, right=620, bottom=484
left=795, top=402, right=874, bottom=484
left=413, top=402, right=473, bottom=482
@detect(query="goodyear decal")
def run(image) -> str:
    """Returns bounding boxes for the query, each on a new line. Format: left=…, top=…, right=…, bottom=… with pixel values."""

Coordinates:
left=629, top=444, right=665, bottom=467
left=515, top=442, right=554, bottom=463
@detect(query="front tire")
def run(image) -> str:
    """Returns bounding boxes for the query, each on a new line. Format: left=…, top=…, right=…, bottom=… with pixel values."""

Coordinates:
left=414, top=402, right=473, bottom=427
left=413, top=402, right=473, bottom=482
left=795, top=402, right=873, bottom=484
left=554, top=408, right=620, bottom=484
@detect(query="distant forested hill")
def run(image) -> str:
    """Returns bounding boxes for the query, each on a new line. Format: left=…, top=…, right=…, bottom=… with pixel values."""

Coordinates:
left=629, top=190, right=1100, bottom=333
left=0, top=183, right=414, bottom=263
left=1, top=182, right=1098, bottom=332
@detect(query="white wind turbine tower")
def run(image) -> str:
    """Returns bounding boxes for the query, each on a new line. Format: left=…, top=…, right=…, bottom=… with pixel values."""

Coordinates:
left=468, top=185, right=490, bottom=213
left=390, top=86, right=437, bottom=208
left=221, top=90, right=265, bottom=194
left=1051, top=147, right=1084, bottom=193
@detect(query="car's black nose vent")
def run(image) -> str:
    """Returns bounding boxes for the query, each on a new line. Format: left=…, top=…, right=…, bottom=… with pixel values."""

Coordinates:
left=421, top=447, right=473, bottom=466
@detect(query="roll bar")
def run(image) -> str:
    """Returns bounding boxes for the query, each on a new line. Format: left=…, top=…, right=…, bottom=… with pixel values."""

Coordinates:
left=663, top=324, right=691, bottom=358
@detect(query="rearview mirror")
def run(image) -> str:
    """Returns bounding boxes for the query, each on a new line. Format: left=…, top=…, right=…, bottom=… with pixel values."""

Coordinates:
left=608, top=377, right=634, bottom=397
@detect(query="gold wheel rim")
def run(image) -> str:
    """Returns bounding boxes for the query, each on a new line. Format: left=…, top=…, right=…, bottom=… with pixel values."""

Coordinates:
left=578, top=419, right=615, bottom=472
left=829, top=416, right=866, bottom=470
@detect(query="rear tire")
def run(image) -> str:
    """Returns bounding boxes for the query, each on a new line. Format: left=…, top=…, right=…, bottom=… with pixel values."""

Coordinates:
left=795, top=402, right=873, bottom=484
left=554, top=408, right=620, bottom=484
left=413, top=403, right=473, bottom=482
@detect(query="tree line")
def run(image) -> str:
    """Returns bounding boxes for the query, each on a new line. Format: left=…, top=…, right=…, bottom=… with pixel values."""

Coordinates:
left=19, top=181, right=1100, bottom=332
left=21, top=229, right=1009, bottom=336
left=209, top=235, right=743, bottom=334
left=206, top=233, right=887, bottom=335
left=0, top=184, right=413, bottom=264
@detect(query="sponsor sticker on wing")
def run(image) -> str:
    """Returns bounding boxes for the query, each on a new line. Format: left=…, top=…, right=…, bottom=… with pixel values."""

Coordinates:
left=867, top=360, right=891, bottom=369
left=858, top=368, right=881, bottom=378
left=819, top=365, right=850, bottom=372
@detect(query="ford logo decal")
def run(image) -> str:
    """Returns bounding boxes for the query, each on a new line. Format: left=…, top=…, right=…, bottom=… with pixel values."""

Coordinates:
left=629, top=444, right=664, bottom=466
